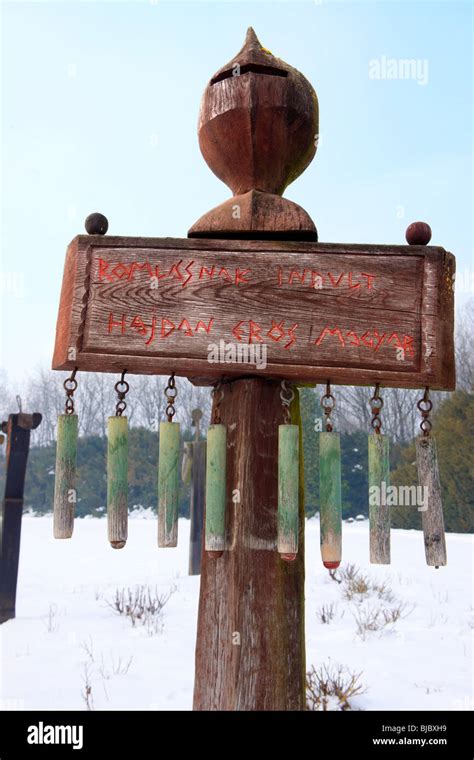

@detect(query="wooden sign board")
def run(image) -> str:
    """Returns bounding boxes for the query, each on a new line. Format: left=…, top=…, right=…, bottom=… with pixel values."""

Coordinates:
left=52, top=236, right=455, bottom=389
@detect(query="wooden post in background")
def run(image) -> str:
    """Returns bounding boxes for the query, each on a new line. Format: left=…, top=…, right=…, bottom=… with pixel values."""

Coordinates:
left=182, top=409, right=206, bottom=576
left=0, top=410, right=42, bottom=624
left=193, top=379, right=305, bottom=710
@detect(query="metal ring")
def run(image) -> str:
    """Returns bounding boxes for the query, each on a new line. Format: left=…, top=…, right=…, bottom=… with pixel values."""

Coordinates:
left=417, top=399, right=433, bottom=413
left=420, top=418, right=432, bottom=434
left=321, top=394, right=335, bottom=409
left=116, top=400, right=127, bottom=416
left=370, top=397, right=384, bottom=411
left=280, top=381, right=295, bottom=407
left=64, top=378, right=78, bottom=392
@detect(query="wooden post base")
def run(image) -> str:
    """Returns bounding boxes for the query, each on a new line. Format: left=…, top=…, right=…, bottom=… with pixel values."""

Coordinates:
left=193, top=378, right=305, bottom=711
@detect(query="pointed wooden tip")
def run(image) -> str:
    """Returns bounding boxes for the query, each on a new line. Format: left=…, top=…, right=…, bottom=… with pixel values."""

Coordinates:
left=245, top=27, right=261, bottom=48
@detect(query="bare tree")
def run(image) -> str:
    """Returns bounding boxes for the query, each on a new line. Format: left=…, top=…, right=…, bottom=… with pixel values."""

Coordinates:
left=24, top=367, right=64, bottom=446
left=455, top=299, right=474, bottom=391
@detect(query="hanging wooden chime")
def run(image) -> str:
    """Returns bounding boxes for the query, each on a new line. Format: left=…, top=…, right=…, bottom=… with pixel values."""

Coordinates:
left=107, top=371, right=129, bottom=549
left=415, top=388, right=447, bottom=568
left=277, top=381, right=299, bottom=561
left=368, top=384, right=391, bottom=564
left=53, top=368, right=79, bottom=539
left=319, top=382, right=342, bottom=569
left=158, top=373, right=180, bottom=547
left=205, top=383, right=226, bottom=557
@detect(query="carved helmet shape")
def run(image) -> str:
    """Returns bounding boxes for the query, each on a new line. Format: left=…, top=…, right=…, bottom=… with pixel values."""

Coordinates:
left=198, top=27, right=319, bottom=197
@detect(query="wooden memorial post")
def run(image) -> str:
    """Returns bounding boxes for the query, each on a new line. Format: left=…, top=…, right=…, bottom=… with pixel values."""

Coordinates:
left=52, top=28, right=455, bottom=710
left=0, top=408, right=42, bottom=624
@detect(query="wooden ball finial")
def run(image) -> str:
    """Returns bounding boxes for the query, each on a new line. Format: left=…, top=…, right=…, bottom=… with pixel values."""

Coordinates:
left=406, top=221, right=432, bottom=246
left=85, top=212, right=109, bottom=235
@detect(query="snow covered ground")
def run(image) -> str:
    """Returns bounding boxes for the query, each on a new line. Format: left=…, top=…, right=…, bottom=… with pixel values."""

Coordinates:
left=0, top=513, right=472, bottom=711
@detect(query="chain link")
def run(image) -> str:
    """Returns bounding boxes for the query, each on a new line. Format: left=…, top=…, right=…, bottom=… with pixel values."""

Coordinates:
left=114, top=370, right=129, bottom=417
left=321, top=381, right=335, bottom=432
left=417, top=387, right=432, bottom=437
left=280, top=381, right=295, bottom=425
left=211, top=381, right=224, bottom=424
left=63, top=368, right=78, bottom=415
left=165, top=372, right=178, bottom=422
left=370, top=383, right=384, bottom=434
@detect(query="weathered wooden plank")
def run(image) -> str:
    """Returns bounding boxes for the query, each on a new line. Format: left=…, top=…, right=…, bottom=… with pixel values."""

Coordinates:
left=416, top=435, right=447, bottom=567
left=107, top=416, right=128, bottom=549
left=368, top=433, right=391, bottom=565
left=319, top=432, right=342, bottom=568
left=52, top=236, right=455, bottom=390
left=53, top=414, right=78, bottom=539
left=277, top=424, right=299, bottom=556
left=205, top=424, right=227, bottom=553
left=158, top=421, right=180, bottom=547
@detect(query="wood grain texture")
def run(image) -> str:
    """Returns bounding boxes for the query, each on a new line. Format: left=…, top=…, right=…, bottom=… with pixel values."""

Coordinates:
left=52, top=236, right=455, bottom=389
left=416, top=436, right=447, bottom=567
left=319, top=432, right=342, bottom=568
left=188, top=189, right=317, bottom=239
left=158, top=421, right=180, bottom=548
left=107, top=416, right=128, bottom=549
left=53, top=414, right=78, bottom=539
left=193, top=379, right=305, bottom=710
left=368, top=433, right=391, bottom=565
left=277, top=424, right=299, bottom=555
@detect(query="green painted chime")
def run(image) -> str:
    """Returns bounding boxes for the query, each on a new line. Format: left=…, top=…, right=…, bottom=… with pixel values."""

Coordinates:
left=205, top=423, right=227, bottom=554
left=53, top=369, right=78, bottom=539
left=277, top=382, right=299, bottom=560
left=158, top=374, right=180, bottom=547
left=107, top=372, right=129, bottom=549
left=319, top=383, right=342, bottom=569
left=158, top=420, right=180, bottom=547
left=368, top=385, right=390, bottom=564
left=51, top=369, right=446, bottom=572
left=204, top=384, right=227, bottom=556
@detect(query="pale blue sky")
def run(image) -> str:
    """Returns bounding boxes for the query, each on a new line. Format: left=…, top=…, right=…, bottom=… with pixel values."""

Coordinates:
left=1, top=0, right=472, bottom=381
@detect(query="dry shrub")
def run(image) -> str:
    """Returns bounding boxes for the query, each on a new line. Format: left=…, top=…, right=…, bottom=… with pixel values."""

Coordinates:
left=353, top=602, right=412, bottom=639
left=306, top=663, right=366, bottom=711
left=107, top=585, right=174, bottom=634
left=316, top=602, right=337, bottom=624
